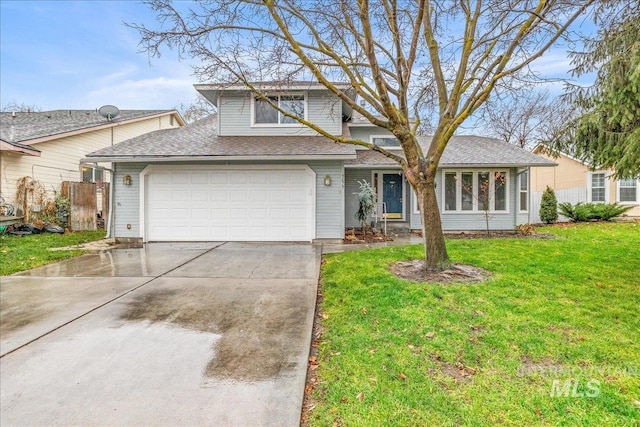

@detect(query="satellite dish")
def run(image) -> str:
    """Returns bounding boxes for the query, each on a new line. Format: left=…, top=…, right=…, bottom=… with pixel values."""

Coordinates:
left=98, top=105, right=120, bottom=121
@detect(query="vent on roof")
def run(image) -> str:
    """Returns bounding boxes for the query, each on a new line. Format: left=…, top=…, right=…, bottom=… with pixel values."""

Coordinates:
left=98, top=105, right=120, bottom=121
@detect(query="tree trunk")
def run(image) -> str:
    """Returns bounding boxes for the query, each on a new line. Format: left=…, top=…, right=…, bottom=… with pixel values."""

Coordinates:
left=417, top=182, right=451, bottom=272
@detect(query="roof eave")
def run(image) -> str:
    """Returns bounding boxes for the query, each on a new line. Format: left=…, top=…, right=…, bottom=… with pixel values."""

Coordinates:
left=0, top=140, right=41, bottom=156
left=83, top=154, right=357, bottom=163
left=16, top=110, right=183, bottom=146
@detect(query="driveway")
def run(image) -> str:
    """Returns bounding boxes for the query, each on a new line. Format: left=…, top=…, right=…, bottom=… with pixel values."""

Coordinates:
left=0, top=242, right=320, bottom=426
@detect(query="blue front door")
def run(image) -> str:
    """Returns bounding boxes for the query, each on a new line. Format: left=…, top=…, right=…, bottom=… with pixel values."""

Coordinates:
left=382, top=173, right=403, bottom=219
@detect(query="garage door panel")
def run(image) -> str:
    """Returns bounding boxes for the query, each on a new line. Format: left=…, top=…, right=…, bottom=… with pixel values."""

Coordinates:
left=146, top=168, right=313, bottom=241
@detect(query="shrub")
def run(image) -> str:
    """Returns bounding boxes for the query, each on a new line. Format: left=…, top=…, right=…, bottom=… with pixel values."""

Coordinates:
left=539, top=186, right=558, bottom=224
left=354, top=180, right=377, bottom=232
left=558, top=202, right=633, bottom=222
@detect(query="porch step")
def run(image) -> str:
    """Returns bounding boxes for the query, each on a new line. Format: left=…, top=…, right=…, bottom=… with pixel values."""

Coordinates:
left=374, top=222, right=411, bottom=234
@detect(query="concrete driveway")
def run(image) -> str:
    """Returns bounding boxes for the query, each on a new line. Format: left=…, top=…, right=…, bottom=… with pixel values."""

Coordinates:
left=0, top=242, right=320, bottom=426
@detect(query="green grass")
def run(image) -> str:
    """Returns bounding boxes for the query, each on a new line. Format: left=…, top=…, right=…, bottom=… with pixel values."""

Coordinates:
left=0, top=230, right=106, bottom=275
left=310, top=222, right=640, bottom=426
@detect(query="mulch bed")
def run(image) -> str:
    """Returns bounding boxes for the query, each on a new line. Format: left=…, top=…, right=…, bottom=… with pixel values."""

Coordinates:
left=414, top=231, right=556, bottom=240
left=390, top=260, right=491, bottom=284
left=343, top=228, right=393, bottom=244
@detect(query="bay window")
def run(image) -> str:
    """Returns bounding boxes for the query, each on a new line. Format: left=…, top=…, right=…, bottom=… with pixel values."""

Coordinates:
left=441, top=170, right=509, bottom=213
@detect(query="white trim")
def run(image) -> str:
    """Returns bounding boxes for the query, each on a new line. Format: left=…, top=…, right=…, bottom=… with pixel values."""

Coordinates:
left=250, top=92, right=308, bottom=127
left=587, top=171, right=609, bottom=203
left=139, top=164, right=316, bottom=243
left=616, top=178, right=640, bottom=205
left=411, top=189, right=420, bottom=214
left=441, top=169, right=510, bottom=214
left=518, top=169, right=529, bottom=213
left=372, top=170, right=406, bottom=221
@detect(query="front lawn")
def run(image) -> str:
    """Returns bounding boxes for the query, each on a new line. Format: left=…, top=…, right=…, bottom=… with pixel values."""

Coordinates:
left=309, top=222, right=640, bottom=426
left=0, top=230, right=106, bottom=276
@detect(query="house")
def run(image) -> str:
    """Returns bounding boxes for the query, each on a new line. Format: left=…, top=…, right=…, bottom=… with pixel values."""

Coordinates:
left=1, top=109, right=185, bottom=217
left=84, top=82, right=555, bottom=244
left=529, top=145, right=640, bottom=222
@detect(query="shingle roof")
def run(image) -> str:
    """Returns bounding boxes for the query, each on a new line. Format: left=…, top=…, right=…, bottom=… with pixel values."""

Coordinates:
left=86, top=115, right=356, bottom=160
left=345, top=135, right=556, bottom=167
left=0, top=109, right=177, bottom=144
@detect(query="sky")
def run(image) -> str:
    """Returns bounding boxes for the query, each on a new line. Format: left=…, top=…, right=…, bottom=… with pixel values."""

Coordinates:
left=0, top=1, right=596, bottom=113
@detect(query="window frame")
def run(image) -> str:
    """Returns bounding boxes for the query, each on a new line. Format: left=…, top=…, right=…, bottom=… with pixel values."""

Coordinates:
left=617, top=177, right=640, bottom=205
left=81, top=166, right=105, bottom=189
left=369, top=135, right=402, bottom=150
left=519, top=170, right=529, bottom=212
left=587, top=171, right=608, bottom=203
left=440, top=169, right=510, bottom=214
left=251, top=93, right=308, bottom=127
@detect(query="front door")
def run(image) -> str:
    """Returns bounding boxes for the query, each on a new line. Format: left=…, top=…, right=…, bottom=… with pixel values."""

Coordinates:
left=382, top=172, right=404, bottom=219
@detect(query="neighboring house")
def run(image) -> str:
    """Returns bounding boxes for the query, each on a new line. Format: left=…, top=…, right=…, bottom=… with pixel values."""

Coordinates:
left=85, top=82, right=555, bottom=243
left=1, top=109, right=185, bottom=216
left=530, top=145, right=640, bottom=222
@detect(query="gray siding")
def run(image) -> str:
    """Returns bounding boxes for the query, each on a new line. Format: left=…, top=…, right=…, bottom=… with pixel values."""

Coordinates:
left=113, top=160, right=344, bottom=240
left=113, top=163, right=147, bottom=238
left=348, top=126, right=395, bottom=143
left=344, top=169, right=373, bottom=228
left=218, top=91, right=342, bottom=136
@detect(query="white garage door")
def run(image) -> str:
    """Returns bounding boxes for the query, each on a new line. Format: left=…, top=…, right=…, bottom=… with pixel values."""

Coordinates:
left=145, top=167, right=314, bottom=241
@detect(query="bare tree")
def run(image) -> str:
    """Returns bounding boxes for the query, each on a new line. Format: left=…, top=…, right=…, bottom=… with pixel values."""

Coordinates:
left=1, top=101, right=42, bottom=113
left=178, top=94, right=217, bottom=124
left=130, top=0, right=595, bottom=272
left=479, top=91, right=570, bottom=149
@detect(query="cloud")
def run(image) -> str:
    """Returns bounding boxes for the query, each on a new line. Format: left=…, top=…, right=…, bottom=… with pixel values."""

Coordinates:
left=85, top=76, right=197, bottom=109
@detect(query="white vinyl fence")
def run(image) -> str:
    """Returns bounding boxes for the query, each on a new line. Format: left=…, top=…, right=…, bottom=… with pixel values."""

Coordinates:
left=530, top=187, right=587, bottom=224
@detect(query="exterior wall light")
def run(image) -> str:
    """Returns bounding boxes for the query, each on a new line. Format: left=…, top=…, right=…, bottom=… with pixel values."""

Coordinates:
left=324, top=175, right=332, bottom=186
left=123, top=175, right=132, bottom=186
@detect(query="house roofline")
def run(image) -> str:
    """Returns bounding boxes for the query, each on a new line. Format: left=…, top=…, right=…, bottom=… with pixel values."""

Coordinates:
left=83, top=154, right=357, bottom=163
left=0, top=139, right=41, bottom=156
left=532, top=143, right=591, bottom=167
left=17, top=111, right=185, bottom=146
left=345, top=162, right=557, bottom=169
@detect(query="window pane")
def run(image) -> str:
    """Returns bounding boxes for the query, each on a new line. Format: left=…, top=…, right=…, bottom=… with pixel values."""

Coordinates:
left=592, top=173, right=605, bottom=188
left=478, top=172, right=490, bottom=211
left=373, top=137, right=401, bottom=147
left=592, top=188, right=605, bottom=202
left=254, top=96, right=278, bottom=123
left=82, top=167, right=92, bottom=183
left=444, top=173, right=457, bottom=211
left=494, top=172, right=506, bottom=211
left=520, top=191, right=528, bottom=211
left=280, top=95, right=304, bottom=123
left=520, top=171, right=528, bottom=191
left=620, top=188, right=637, bottom=202
left=461, top=172, right=473, bottom=211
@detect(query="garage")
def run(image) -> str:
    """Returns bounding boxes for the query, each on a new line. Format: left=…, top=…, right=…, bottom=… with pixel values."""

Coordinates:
left=143, top=166, right=315, bottom=242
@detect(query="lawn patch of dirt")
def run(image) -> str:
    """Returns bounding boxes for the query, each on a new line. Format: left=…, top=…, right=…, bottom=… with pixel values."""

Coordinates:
left=390, top=260, right=491, bottom=284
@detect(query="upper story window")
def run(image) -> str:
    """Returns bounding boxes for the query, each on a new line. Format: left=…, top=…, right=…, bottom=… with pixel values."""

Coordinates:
left=253, top=94, right=305, bottom=125
left=371, top=136, right=401, bottom=148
